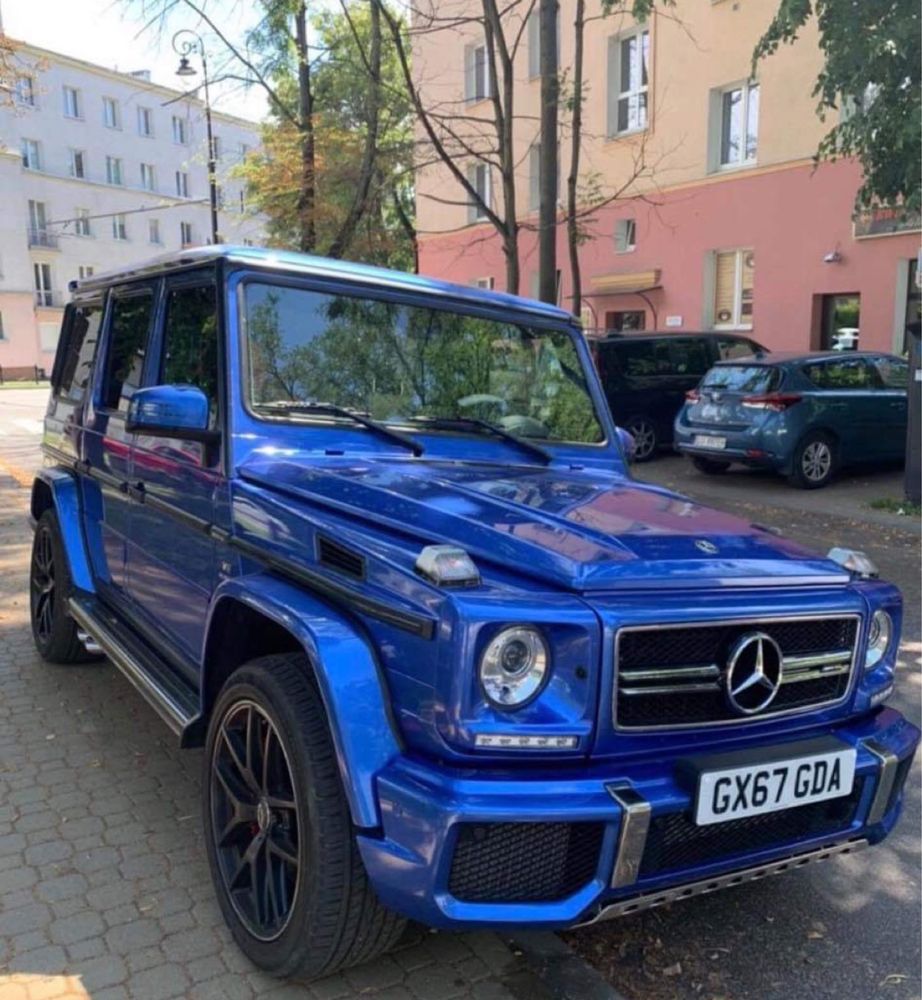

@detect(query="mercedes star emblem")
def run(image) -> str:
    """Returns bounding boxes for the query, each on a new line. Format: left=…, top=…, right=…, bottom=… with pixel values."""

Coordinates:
left=695, top=539, right=719, bottom=555
left=725, top=632, right=784, bottom=715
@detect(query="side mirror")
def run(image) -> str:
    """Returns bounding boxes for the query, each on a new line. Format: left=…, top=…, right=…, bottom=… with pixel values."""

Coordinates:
left=616, top=425, right=636, bottom=463
left=126, top=384, right=218, bottom=445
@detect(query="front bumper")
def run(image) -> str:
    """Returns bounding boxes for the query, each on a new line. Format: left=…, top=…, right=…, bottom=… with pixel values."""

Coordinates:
left=357, top=707, right=918, bottom=929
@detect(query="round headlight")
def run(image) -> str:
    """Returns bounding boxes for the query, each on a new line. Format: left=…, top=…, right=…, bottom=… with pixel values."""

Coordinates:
left=865, top=610, right=893, bottom=671
left=479, top=627, right=549, bottom=709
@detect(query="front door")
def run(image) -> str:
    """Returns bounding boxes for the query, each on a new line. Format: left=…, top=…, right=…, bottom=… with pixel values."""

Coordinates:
left=867, top=355, right=910, bottom=460
left=126, top=274, right=221, bottom=674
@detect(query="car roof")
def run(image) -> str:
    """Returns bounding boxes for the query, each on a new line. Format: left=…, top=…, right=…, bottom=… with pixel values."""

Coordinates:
left=597, top=330, right=757, bottom=341
left=713, top=350, right=901, bottom=366
left=69, top=245, right=574, bottom=324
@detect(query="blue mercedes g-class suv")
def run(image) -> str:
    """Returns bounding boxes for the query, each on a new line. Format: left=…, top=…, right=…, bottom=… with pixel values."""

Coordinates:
left=30, top=247, right=917, bottom=979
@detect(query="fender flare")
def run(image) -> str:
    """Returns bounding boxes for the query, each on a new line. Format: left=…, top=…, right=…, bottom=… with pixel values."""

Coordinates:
left=31, top=468, right=95, bottom=594
left=203, top=575, right=401, bottom=830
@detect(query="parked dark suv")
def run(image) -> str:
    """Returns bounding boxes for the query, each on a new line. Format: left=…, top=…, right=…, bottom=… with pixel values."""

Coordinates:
left=593, top=331, right=766, bottom=460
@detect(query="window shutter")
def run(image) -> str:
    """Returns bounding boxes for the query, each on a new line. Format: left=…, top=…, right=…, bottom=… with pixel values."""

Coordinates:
left=464, top=45, right=475, bottom=102
left=606, top=36, right=619, bottom=138
left=714, top=251, right=737, bottom=325
left=528, top=13, right=540, bottom=79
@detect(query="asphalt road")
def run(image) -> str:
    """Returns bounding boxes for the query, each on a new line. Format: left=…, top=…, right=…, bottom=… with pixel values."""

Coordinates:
left=566, top=455, right=921, bottom=1000
left=1, top=388, right=919, bottom=1000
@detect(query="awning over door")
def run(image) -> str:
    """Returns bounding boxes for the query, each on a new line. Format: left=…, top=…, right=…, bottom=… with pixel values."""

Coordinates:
left=588, top=269, right=661, bottom=295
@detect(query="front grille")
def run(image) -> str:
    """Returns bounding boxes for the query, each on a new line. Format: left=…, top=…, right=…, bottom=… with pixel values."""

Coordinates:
left=615, top=616, right=859, bottom=729
left=448, top=822, right=604, bottom=902
left=639, top=778, right=866, bottom=877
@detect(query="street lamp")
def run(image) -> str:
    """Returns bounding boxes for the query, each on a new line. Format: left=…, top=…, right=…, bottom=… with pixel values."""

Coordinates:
left=173, top=29, right=220, bottom=245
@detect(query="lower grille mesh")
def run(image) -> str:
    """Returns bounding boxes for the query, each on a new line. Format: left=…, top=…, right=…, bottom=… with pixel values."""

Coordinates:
left=639, top=778, right=865, bottom=877
left=448, top=822, right=604, bottom=902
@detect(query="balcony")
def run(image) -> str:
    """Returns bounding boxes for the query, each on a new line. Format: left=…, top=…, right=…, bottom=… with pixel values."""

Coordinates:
left=28, top=228, right=59, bottom=250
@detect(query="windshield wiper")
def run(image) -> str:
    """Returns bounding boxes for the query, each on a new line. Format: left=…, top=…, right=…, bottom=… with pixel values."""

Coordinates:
left=256, top=401, right=424, bottom=456
left=411, top=415, right=551, bottom=465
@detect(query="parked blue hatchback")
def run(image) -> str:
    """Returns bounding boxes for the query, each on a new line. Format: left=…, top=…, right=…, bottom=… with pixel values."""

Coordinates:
left=675, top=351, right=909, bottom=488
left=29, top=249, right=918, bottom=980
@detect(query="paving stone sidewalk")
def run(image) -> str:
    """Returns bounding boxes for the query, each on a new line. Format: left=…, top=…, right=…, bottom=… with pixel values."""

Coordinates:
left=0, top=475, right=550, bottom=1000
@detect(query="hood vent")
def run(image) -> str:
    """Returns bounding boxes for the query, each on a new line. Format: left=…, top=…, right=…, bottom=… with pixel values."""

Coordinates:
left=317, top=535, right=366, bottom=580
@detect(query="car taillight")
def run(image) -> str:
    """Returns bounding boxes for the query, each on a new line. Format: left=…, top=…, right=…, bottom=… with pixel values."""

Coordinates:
left=741, top=392, right=802, bottom=412
left=685, top=389, right=700, bottom=402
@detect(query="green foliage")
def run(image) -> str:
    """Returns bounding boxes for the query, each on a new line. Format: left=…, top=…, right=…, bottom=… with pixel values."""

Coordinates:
left=755, top=0, right=921, bottom=213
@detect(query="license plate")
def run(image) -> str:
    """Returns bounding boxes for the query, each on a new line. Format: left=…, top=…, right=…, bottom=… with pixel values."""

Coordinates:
left=695, top=747, right=856, bottom=826
left=694, top=434, right=726, bottom=450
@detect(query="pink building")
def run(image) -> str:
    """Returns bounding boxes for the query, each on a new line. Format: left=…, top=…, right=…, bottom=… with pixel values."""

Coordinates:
left=413, top=1, right=920, bottom=354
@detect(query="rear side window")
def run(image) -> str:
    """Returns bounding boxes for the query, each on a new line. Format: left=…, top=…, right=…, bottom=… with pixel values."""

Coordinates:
left=160, top=283, right=219, bottom=426
left=702, top=364, right=780, bottom=393
left=717, top=337, right=758, bottom=360
left=871, top=356, right=909, bottom=389
left=55, top=299, right=104, bottom=402
left=616, top=340, right=673, bottom=377
left=802, top=358, right=878, bottom=390
left=102, top=290, right=155, bottom=411
left=668, top=338, right=711, bottom=375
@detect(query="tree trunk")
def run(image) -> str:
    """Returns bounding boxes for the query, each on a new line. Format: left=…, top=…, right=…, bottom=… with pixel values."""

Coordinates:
left=567, top=0, right=585, bottom=319
left=538, top=0, right=559, bottom=304
left=295, top=2, right=316, bottom=254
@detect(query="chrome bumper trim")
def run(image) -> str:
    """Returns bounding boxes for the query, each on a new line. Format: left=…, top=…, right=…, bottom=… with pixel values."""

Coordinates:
left=578, top=839, right=868, bottom=926
left=607, top=784, right=651, bottom=889
left=864, top=739, right=899, bottom=825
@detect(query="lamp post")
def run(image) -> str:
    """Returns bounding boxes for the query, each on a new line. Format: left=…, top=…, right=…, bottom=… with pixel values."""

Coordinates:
left=173, top=29, right=220, bottom=245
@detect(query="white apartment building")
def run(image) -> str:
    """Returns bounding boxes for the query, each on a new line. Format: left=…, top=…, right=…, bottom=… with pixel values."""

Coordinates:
left=0, top=41, right=266, bottom=378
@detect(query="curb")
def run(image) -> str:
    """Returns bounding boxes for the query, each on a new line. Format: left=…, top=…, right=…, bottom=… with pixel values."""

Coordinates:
left=503, top=931, right=627, bottom=1000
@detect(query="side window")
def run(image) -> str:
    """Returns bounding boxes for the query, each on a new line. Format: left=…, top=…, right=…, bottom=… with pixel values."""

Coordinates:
left=668, top=338, right=711, bottom=375
left=102, top=290, right=155, bottom=411
left=160, top=283, right=219, bottom=425
left=802, top=357, right=877, bottom=390
left=56, top=299, right=104, bottom=402
left=871, top=356, right=909, bottom=389
left=617, top=340, right=672, bottom=377
left=718, top=337, right=757, bottom=360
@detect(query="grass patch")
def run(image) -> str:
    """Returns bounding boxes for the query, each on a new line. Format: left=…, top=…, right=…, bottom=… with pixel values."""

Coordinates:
left=0, top=381, right=49, bottom=390
left=869, top=497, right=922, bottom=517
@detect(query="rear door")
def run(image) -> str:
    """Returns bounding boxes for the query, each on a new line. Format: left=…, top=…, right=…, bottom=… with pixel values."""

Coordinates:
left=867, top=355, right=909, bottom=459
left=126, top=273, right=221, bottom=672
left=83, top=283, right=158, bottom=603
left=799, top=356, right=881, bottom=456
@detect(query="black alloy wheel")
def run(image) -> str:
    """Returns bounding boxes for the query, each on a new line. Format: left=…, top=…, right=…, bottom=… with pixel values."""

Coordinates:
left=626, top=417, right=657, bottom=462
left=210, top=700, right=301, bottom=942
left=31, top=520, right=56, bottom=647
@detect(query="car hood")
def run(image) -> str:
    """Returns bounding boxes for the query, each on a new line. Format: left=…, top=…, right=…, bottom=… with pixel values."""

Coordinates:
left=236, top=455, right=850, bottom=591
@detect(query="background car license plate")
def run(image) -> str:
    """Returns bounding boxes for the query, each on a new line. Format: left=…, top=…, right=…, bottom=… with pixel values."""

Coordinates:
left=695, top=747, right=856, bottom=826
left=694, top=434, right=726, bottom=449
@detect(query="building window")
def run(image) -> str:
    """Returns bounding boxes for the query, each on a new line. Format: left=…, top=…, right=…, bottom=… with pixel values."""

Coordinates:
left=28, top=200, right=48, bottom=243
left=34, top=262, right=53, bottom=307
left=605, top=310, right=646, bottom=332
left=526, top=9, right=561, bottom=80
left=180, top=221, right=194, bottom=246
left=63, top=86, right=82, bottom=119
left=175, top=170, right=190, bottom=198
left=215, top=184, right=225, bottom=209
left=68, top=148, right=86, bottom=179
left=464, top=42, right=492, bottom=103
left=608, top=29, right=649, bottom=136
left=467, top=163, right=491, bottom=222
left=172, top=115, right=188, bottom=145
left=137, top=106, right=154, bottom=137
left=716, top=81, right=759, bottom=168
left=102, top=97, right=120, bottom=129
left=21, top=139, right=41, bottom=171
left=74, top=208, right=91, bottom=237
left=471, top=276, right=495, bottom=290
left=106, top=156, right=123, bottom=186
left=78, top=265, right=95, bottom=280
left=148, top=219, right=162, bottom=245
left=212, top=135, right=222, bottom=160
left=112, top=214, right=128, bottom=241
left=713, top=249, right=755, bottom=328
left=0, top=312, right=5, bottom=339
left=140, top=163, right=156, bottom=192
left=614, top=218, right=636, bottom=253
left=819, top=293, right=861, bottom=350
left=15, top=75, right=35, bottom=107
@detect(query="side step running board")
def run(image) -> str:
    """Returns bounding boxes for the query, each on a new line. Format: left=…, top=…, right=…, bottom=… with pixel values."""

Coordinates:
left=68, top=595, right=201, bottom=740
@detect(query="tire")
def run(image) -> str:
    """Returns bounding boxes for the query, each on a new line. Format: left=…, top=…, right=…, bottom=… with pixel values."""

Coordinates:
left=202, top=654, right=406, bottom=979
left=626, top=416, right=657, bottom=462
left=691, top=456, right=731, bottom=475
left=30, top=509, right=97, bottom=664
left=788, top=431, right=837, bottom=489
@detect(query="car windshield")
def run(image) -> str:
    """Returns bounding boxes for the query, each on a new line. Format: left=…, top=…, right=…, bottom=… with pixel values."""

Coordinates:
left=242, top=282, right=605, bottom=445
left=701, top=364, right=780, bottom=393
